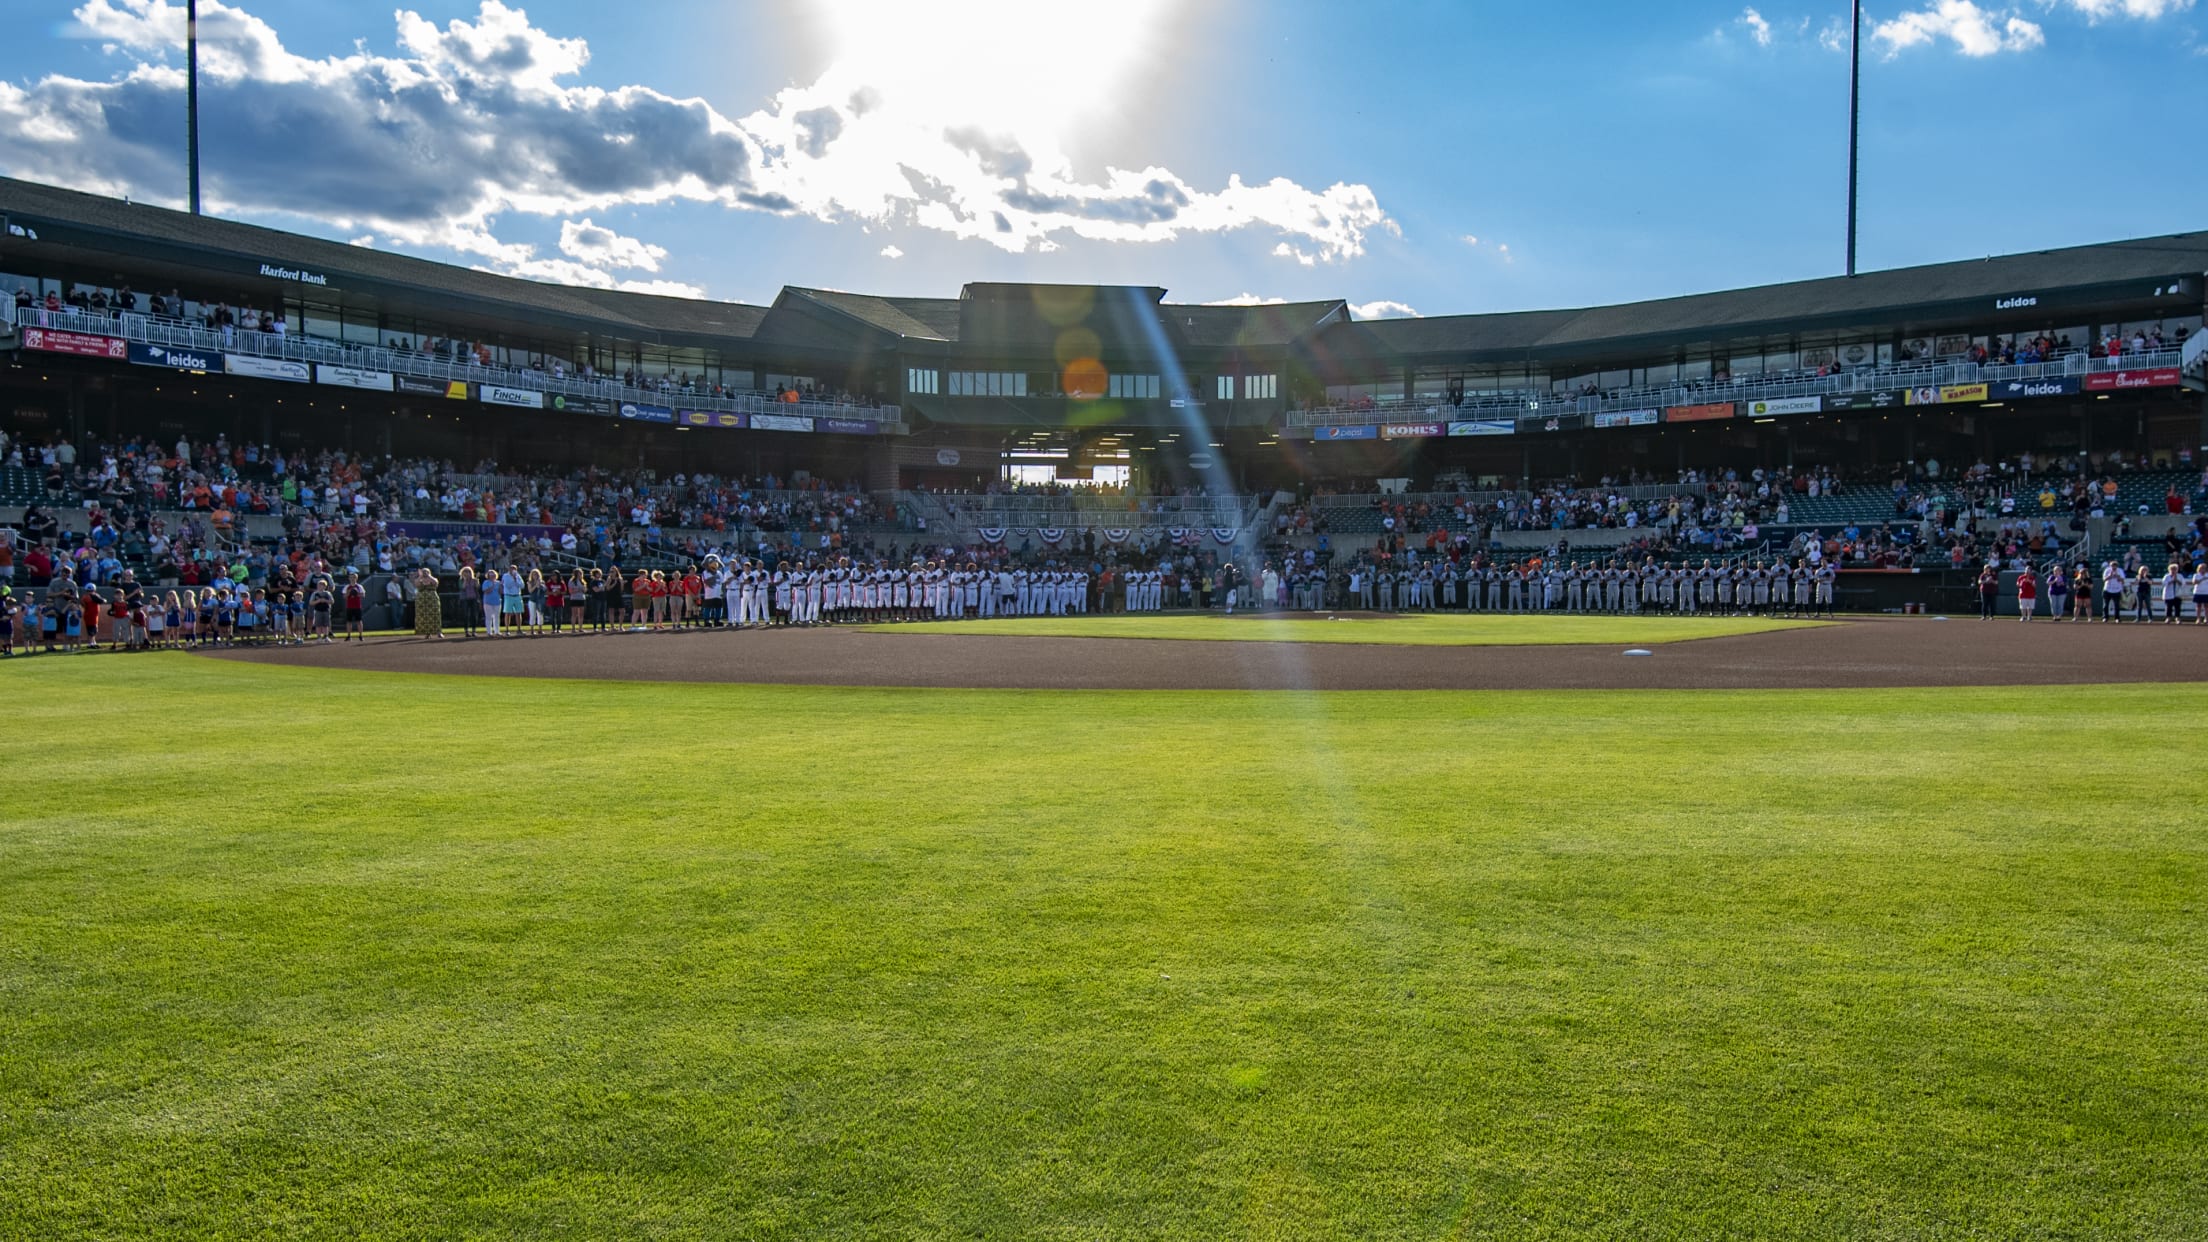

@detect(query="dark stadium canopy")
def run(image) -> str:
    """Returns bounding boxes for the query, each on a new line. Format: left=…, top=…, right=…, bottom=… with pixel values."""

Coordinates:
left=1344, top=234, right=2208, bottom=367
left=0, top=176, right=771, bottom=346
left=1, top=174, right=2201, bottom=373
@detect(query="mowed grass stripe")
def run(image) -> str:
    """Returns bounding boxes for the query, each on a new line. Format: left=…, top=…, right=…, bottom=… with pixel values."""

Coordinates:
left=1, top=657, right=2203, bottom=1239
left=864, top=612, right=1830, bottom=646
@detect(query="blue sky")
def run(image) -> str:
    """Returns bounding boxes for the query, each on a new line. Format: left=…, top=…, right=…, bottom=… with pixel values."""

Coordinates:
left=0, top=0, right=2200, bottom=318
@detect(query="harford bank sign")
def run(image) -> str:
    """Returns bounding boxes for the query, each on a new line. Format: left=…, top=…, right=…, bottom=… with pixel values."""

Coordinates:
left=259, top=262, right=330, bottom=286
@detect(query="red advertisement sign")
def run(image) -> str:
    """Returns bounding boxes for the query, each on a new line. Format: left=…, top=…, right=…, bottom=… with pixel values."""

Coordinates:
left=19, top=327, right=128, bottom=359
left=2082, top=368, right=2180, bottom=392
left=1663, top=402, right=1735, bottom=423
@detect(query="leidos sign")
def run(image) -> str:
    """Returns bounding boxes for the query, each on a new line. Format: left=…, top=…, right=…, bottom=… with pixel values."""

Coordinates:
left=1993, top=295, right=2037, bottom=310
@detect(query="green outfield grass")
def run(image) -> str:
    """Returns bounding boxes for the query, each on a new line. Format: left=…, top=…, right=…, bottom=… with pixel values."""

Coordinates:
left=865, top=611, right=1830, bottom=645
left=3, top=658, right=2204, bottom=1239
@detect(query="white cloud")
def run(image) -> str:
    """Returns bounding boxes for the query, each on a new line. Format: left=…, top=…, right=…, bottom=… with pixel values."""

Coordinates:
left=1872, top=1, right=2045, bottom=54
left=2056, top=0, right=2193, bottom=19
left=1818, top=16, right=1852, bottom=50
left=1460, top=234, right=1479, bottom=247
left=878, top=244, right=903, bottom=258
left=558, top=218, right=666, bottom=272
left=1, top=0, right=1393, bottom=298
left=1738, top=7, right=1775, bottom=45
left=1348, top=300, right=1420, bottom=320
left=1203, top=293, right=1288, bottom=306
left=612, top=279, right=707, bottom=299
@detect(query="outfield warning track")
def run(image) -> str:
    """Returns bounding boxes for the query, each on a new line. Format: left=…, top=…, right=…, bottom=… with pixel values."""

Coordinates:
left=201, top=614, right=2208, bottom=691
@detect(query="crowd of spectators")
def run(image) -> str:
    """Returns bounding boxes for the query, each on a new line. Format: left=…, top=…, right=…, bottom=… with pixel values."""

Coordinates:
left=12, top=281, right=886, bottom=411
left=0, top=430, right=890, bottom=590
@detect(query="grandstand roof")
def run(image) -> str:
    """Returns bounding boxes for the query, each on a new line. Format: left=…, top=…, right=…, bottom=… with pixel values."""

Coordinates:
left=1353, top=233, right=2208, bottom=363
left=0, top=176, right=771, bottom=344
left=2, top=174, right=2200, bottom=367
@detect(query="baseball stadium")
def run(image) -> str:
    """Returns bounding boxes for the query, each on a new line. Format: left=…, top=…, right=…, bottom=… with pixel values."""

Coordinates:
left=5, top=4, right=2208, bottom=1235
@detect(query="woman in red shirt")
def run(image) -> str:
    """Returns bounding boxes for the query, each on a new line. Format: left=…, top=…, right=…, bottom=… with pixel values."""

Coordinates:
left=2015, top=566, right=2037, bottom=622
left=545, top=574, right=567, bottom=634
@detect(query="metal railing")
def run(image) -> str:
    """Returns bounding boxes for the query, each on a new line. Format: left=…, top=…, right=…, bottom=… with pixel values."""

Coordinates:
left=1284, top=349, right=2188, bottom=429
left=939, top=493, right=1250, bottom=516
left=8, top=304, right=909, bottom=432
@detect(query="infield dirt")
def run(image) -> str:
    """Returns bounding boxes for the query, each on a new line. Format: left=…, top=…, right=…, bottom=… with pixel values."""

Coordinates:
left=201, top=613, right=2208, bottom=691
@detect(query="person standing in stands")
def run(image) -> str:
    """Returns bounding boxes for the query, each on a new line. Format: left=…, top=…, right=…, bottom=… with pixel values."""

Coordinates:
left=1976, top=563, right=1999, bottom=621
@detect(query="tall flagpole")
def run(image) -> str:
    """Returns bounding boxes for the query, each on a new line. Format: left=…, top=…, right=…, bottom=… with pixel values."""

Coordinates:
left=187, top=0, right=202, bottom=215
left=1845, top=0, right=1860, bottom=276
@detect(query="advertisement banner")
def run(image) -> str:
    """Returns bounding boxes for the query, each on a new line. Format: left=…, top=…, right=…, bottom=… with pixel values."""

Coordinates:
left=1313, top=424, right=1378, bottom=441
left=396, top=375, right=469, bottom=399
left=225, top=354, right=310, bottom=383
left=1663, top=402, right=1735, bottom=423
left=1824, top=389, right=1903, bottom=411
left=1380, top=421, right=1445, bottom=439
left=1993, top=376, right=2080, bottom=400
left=2083, top=368, right=2181, bottom=392
left=678, top=409, right=715, bottom=428
left=1744, top=396, right=1822, bottom=417
left=1447, top=419, right=1515, bottom=436
left=1906, top=384, right=1987, bottom=405
left=709, top=411, right=745, bottom=429
left=1516, top=411, right=1587, bottom=433
left=1592, top=408, right=1660, bottom=429
left=750, top=412, right=814, bottom=433
left=128, top=342, right=224, bottom=372
left=481, top=385, right=545, bottom=409
left=20, top=327, right=128, bottom=359
left=820, top=418, right=879, bottom=435
left=547, top=393, right=612, bottom=415
left=315, top=364, right=395, bottom=392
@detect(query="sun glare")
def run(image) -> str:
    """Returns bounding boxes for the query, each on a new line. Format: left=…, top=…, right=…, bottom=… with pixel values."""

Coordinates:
left=810, top=0, right=1175, bottom=145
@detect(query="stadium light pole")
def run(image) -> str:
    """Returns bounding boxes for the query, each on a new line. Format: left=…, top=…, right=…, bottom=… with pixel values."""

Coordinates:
left=1845, top=0, right=1860, bottom=277
left=187, top=0, right=202, bottom=215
